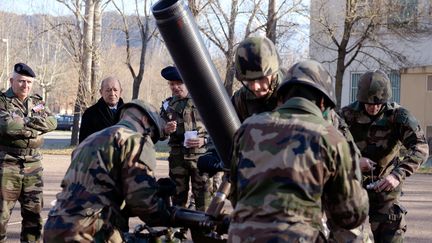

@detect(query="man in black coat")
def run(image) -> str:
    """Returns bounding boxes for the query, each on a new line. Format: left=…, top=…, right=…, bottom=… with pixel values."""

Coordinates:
left=79, top=76, right=124, bottom=143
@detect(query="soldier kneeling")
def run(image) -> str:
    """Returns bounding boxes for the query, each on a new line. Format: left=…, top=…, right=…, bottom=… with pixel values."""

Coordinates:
left=44, top=100, right=173, bottom=243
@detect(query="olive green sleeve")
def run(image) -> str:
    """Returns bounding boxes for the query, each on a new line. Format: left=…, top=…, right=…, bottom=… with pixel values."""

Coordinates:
left=0, top=99, right=36, bottom=138
left=322, top=131, right=369, bottom=230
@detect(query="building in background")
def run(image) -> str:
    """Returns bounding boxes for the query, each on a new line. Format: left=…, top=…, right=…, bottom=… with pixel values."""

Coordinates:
left=310, top=0, right=432, bottom=148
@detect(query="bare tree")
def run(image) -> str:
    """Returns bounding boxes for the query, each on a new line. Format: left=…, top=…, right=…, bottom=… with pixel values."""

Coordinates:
left=266, top=0, right=277, bottom=42
left=91, top=0, right=102, bottom=102
left=199, top=0, right=247, bottom=95
left=198, top=0, right=305, bottom=95
left=310, top=0, right=432, bottom=107
left=53, top=0, right=107, bottom=145
left=112, top=0, right=156, bottom=99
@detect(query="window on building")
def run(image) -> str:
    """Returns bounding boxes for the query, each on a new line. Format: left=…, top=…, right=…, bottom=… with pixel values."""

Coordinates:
left=387, top=0, right=419, bottom=28
left=426, top=126, right=432, bottom=140
left=350, top=71, right=400, bottom=103
left=427, top=75, right=432, bottom=91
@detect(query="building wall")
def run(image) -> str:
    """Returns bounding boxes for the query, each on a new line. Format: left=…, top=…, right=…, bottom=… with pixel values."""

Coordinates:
left=309, top=0, right=432, bottom=107
left=400, top=66, right=432, bottom=139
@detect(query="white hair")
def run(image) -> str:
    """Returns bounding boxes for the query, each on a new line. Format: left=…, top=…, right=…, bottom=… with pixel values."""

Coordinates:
left=11, top=71, right=35, bottom=81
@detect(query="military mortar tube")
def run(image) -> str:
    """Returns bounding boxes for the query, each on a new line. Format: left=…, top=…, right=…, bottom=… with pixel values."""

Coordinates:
left=151, top=0, right=241, bottom=167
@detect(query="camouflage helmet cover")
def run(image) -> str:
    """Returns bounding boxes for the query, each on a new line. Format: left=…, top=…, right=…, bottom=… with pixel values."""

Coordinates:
left=357, top=70, right=392, bottom=104
left=277, top=60, right=337, bottom=107
left=119, top=99, right=164, bottom=143
left=235, top=36, right=279, bottom=81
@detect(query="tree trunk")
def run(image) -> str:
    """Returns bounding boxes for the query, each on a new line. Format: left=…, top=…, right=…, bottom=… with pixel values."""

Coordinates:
left=224, top=60, right=235, bottom=96
left=81, top=0, right=94, bottom=106
left=335, top=48, right=346, bottom=109
left=132, top=15, right=150, bottom=99
left=223, top=0, right=238, bottom=96
left=91, top=0, right=102, bottom=103
left=70, top=0, right=95, bottom=146
left=266, top=0, right=277, bottom=43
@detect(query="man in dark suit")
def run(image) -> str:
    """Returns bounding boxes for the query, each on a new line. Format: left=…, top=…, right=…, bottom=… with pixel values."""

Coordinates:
left=79, top=76, right=124, bottom=143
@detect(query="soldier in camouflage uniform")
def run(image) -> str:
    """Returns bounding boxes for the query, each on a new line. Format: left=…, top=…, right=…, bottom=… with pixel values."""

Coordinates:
left=228, top=60, right=369, bottom=242
left=341, top=70, right=429, bottom=243
left=324, top=110, right=374, bottom=243
left=198, top=36, right=283, bottom=186
left=43, top=100, right=173, bottom=243
left=159, top=66, right=212, bottom=212
left=231, top=35, right=283, bottom=122
left=0, top=63, right=57, bottom=242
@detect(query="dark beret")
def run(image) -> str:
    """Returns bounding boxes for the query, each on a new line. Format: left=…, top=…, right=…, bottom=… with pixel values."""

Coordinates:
left=161, top=66, right=182, bottom=82
left=14, top=63, right=36, bottom=78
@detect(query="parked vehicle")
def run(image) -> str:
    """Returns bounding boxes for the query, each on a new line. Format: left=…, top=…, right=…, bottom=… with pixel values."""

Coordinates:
left=55, top=114, right=77, bottom=131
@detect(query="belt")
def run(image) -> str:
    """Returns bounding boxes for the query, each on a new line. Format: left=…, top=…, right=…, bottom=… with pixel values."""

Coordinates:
left=0, top=145, right=39, bottom=156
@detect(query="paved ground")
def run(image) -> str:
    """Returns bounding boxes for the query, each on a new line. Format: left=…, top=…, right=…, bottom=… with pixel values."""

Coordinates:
left=4, top=131, right=432, bottom=242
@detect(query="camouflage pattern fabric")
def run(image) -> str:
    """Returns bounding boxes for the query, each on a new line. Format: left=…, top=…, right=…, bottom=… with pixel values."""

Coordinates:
left=160, top=95, right=211, bottom=211
left=278, top=59, right=337, bottom=107
left=0, top=88, right=56, bottom=242
left=44, top=121, right=169, bottom=243
left=234, top=36, right=279, bottom=81
left=341, top=101, right=429, bottom=242
left=231, top=71, right=282, bottom=122
left=228, top=97, right=369, bottom=243
left=324, top=109, right=374, bottom=243
left=357, top=70, right=392, bottom=104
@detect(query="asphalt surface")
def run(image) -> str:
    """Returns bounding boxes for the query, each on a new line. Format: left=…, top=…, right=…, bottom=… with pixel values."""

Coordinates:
left=4, top=131, right=432, bottom=242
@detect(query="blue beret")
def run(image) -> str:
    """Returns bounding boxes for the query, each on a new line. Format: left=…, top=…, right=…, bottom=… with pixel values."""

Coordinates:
left=14, top=63, right=36, bottom=78
left=161, top=66, right=182, bottom=82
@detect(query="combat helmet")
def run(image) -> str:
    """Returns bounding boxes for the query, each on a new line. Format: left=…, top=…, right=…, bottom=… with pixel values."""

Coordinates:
left=357, top=70, right=392, bottom=104
left=277, top=60, right=337, bottom=107
left=119, top=99, right=164, bottom=143
left=235, top=36, right=279, bottom=81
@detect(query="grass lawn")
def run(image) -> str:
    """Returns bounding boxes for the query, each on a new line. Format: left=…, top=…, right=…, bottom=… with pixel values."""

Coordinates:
left=41, top=141, right=170, bottom=160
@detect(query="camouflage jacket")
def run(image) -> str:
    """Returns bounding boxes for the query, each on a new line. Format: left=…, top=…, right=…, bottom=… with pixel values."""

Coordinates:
left=48, top=121, right=167, bottom=230
left=229, top=97, right=368, bottom=234
left=341, top=101, right=429, bottom=181
left=0, top=88, right=56, bottom=155
left=159, top=95, right=207, bottom=155
left=326, top=109, right=363, bottom=181
left=231, top=71, right=283, bottom=122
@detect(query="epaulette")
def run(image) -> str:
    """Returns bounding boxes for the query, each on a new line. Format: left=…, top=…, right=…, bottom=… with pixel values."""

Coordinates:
left=30, top=94, right=43, bottom=100
left=163, top=96, right=173, bottom=103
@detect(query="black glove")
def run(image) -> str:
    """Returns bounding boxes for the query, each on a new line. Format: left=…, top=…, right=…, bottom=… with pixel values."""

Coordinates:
left=156, top=178, right=176, bottom=198
left=197, top=149, right=225, bottom=177
left=145, top=205, right=176, bottom=227
left=216, top=214, right=230, bottom=234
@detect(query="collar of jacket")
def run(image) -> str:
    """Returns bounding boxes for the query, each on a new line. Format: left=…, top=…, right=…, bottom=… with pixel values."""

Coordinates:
left=4, top=88, right=16, bottom=98
left=96, top=97, right=124, bottom=109
left=349, top=100, right=391, bottom=118
left=170, top=94, right=191, bottom=103
left=278, top=97, right=324, bottom=119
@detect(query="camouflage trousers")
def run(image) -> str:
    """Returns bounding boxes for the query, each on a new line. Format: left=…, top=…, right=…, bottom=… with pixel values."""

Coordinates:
left=168, top=154, right=212, bottom=211
left=367, top=182, right=407, bottom=243
left=0, top=159, right=43, bottom=243
left=228, top=221, right=326, bottom=243
left=44, top=214, right=123, bottom=243
left=327, top=216, right=374, bottom=243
